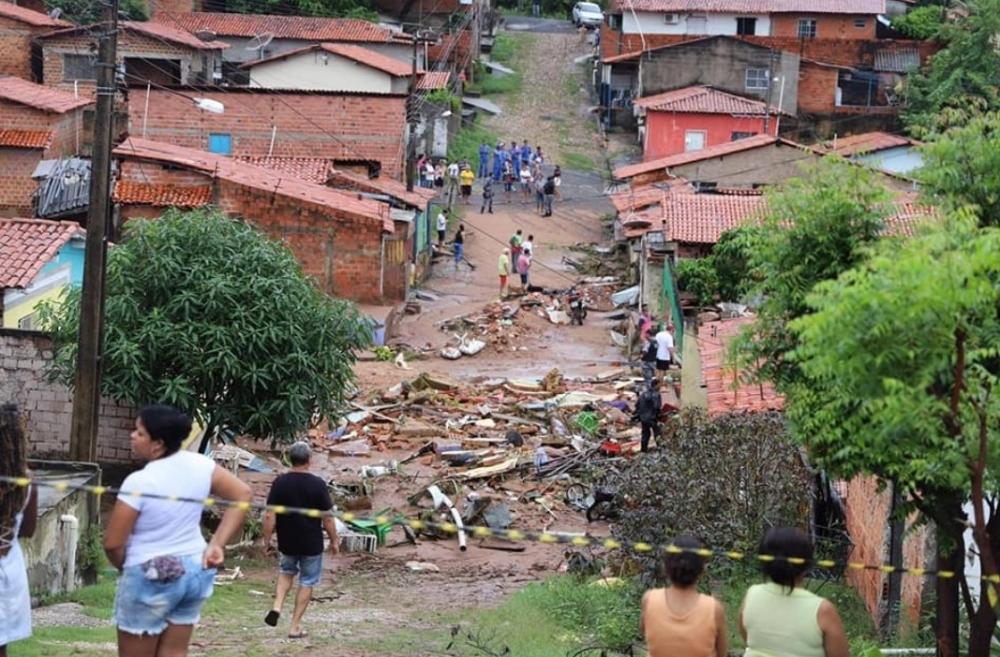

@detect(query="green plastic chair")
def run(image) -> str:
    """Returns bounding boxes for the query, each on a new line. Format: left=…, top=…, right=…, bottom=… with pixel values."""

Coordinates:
left=346, top=508, right=395, bottom=546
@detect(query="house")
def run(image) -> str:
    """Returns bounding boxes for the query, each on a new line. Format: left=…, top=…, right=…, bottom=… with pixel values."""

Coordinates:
left=0, top=1, right=70, bottom=80
left=127, top=87, right=408, bottom=179
left=112, top=138, right=404, bottom=303
left=371, top=0, right=486, bottom=74
left=243, top=43, right=413, bottom=94
left=0, top=77, right=92, bottom=215
left=167, top=11, right=417, bottom=81
left=633, top=85, right=782, bottom=160
left=613, top=134, right=820, bottom=187
left=35, top=20, right=227, bottom=97
left=828, top=131, right=922, bottom=174
left=0, top=217, right=84, bottom=329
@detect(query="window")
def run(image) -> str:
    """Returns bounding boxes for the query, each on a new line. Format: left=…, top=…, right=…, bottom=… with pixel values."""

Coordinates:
left=18, top=314, right=36, bottom=330
left=736, top=17, right=757, bottom=35
left=797, top=18, right=817, bottom=38
left=853, top=17, right=867, bottom=28
left=208, top=133, right=232, bottom=155
left=63, top=54, right=97, bottom=81
left=745, top=67, right=769, bottom=90
left=731, top=131, right=756, bottom=140
left=684, top=130, right=706, bottom=152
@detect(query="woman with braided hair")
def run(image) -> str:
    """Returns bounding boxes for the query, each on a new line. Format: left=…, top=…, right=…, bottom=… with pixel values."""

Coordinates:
left=0, top=404, right=38, bottom=656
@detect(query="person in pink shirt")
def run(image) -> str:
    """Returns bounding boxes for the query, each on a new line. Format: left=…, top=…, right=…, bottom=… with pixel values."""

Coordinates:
left=517, top=248, right=532, bottom=292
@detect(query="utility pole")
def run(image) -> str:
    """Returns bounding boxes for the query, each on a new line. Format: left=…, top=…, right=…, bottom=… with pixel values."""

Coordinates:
left=69, top=0, right=118, bottom=462
left=763, top=49, right=778, bottom=135
left=406, top=35, right=418, bottom=192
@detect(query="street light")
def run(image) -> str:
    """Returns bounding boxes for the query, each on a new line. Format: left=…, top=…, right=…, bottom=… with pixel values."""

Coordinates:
left=192, top=97, right=225, bottom=114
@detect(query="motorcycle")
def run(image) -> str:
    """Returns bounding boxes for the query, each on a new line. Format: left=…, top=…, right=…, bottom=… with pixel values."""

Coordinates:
left=566, top=289, right=588, bottom=325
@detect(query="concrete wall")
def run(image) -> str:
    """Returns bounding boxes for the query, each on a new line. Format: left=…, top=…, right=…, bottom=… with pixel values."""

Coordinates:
left=220, top=36, right=417, bottom=66
left=638, top=38, right=799, bottom=116
left=0, top=329, right=137, bottom=463
left=248, top=52, right=403, bottom=94
left=668, top=141, right=817, bottom=187
left=643, top=111, right=771, bottom=161
left=623, top=11, right=771, bottom=36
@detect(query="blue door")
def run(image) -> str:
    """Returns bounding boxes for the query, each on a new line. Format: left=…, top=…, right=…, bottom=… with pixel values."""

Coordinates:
left=208, top=133, right=232, bottom=155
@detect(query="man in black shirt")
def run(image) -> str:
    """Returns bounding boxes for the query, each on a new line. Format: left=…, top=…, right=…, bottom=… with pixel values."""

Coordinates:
left=633, top=381, right=663, bottom=453
left=262, top=442, right=337, bottom=638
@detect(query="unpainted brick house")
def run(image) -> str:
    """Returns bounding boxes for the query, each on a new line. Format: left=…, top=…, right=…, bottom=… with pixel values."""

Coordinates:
left=127, top=87, right=407, bottom=180
left=0, top=1, right=70, bottom=80
left=112, top=137, right=404, bottom=303
left=34, top=20, right=226, bottom=99
left=0, top=76, right=92, bottom=216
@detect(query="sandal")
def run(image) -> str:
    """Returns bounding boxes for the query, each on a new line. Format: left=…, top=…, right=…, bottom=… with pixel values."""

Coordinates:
left=264, top=610, right=280, bottom=627
left=288, top=630, right=309, bottom=639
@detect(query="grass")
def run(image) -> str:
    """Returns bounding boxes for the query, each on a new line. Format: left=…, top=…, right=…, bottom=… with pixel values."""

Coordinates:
left=448, top=118, right=500, bottom=167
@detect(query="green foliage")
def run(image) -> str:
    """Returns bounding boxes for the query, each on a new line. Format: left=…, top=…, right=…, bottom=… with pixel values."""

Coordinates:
left=37, top=208, right=371, bottom=442
left=448, top=118, right=499, bottom=167
left=786, top=216, right=1000, bottom=496
left=732, top=157, right=892, bottom=391
left=222, top=0, right=378, bottom=19
left=712, top=226, right=758, bottom=302
left=904, top=0, right=1000, bottom=136
left=918, top=112, right=1000, bottom=228
left=891, top=4, right=945, bottom=39
left=608, top=410, right=813, bottom=581
left=490, top=33, right=519, bottom=66
left=519, top=577, right=643, bottom=650
left=48, top=0, right=146, bottom=23
left=675, top=258, right=719, bottom=306
left=373, top=345, right=395, bottom=361
left=475, top=72, right=523, bottom=96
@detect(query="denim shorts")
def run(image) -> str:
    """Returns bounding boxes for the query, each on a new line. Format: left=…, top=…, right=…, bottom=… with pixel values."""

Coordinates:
left=279, top=553, right=323, bottom=587
left=113, top=554, right=215, bottom=635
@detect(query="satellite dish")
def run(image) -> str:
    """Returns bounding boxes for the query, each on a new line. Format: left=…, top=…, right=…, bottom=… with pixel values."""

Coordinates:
left=194, top=28, right=217, bottom=41
left=245, top=32, right=275, bottom=51
left=48, top=7, right=61, bottom=19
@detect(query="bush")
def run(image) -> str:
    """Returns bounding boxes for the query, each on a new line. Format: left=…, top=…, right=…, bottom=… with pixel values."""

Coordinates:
left=712, top=226, right=758, bottom=302
left=447, top=119, right=499, bottom=166
left=607, top=409, right=813, bottom=584
left=892, top=5, right=945, bottom=39
left=675, top=258, right=719, bottom=306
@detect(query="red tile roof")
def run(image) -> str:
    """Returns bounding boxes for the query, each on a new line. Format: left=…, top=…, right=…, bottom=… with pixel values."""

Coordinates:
left=0, top=218, right=82, bottom=289
left=608, top=179, right=692, bottom=212
left=0, top=76, right=92, bottom=113
left=112, top=181, right=213, bottom=207
left=610, top=0, right=884, bottom=13
left=328, top=168, right=436, bottom=209
left=0, top=1, right=70, bottom=27
left=613, top=134, right=782, bottom=180
left=634, top=85, right=778, bottom=115
left=243, top=42, right=411, bottom=77
left=829, top=131, right=914, bottom=157
left=663, top=194, right=766, bottom=244
left=113, top=138, right=389, bottom=229
left=38, top=20, right=227, bottom=50
left=698, top=316, right=783, bottom=415
left=235, top=156, right=332, bottom=184
left=417, top=71, right=451, bottom=90
left=0, top=129, right=52, bottom=149
left=170, top=12, right=409, bottom=43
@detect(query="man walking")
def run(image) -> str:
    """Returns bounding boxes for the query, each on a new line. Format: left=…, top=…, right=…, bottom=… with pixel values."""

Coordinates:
left=654, top=323, right=675, bottom=373
left=263, top=442, right=338, bottom=638
left=480, top=178, right=494, bottom=214
left=633, top=381, right=662, bottom=453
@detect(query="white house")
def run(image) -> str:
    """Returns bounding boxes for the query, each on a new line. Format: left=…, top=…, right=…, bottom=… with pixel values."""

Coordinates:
left=243, top=42, right=413, bottom=94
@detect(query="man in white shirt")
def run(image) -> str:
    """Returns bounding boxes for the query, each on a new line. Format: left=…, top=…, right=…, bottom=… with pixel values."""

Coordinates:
left=654, top=323, right=675, bottom=372
left=436, top=209, right=448, bottom=245
left=521, top=234, right=534, bottom=261
left=446, top=161, right=460, bottom=205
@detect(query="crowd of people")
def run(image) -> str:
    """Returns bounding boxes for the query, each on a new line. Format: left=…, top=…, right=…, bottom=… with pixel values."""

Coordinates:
left=497, top=228, right=536, bottom=298
left=417, top=141, right=562, bottom=218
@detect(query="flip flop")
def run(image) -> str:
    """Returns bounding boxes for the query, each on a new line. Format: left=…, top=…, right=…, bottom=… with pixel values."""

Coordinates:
left=288, top=630, right=309, bottom=639
left=264, top=610, right=280, bottom=627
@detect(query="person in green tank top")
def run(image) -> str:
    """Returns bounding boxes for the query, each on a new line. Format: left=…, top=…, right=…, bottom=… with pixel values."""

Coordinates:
left=738, top=527, right=849, bottom=657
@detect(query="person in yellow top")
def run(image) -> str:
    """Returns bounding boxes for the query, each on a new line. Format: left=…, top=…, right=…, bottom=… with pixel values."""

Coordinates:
left=739, top=527, right=849, bottom=657
left=459, top=166, right=475, bottom=206
left=640, top=534, right=727, bottom=657
left=497, top=248, right=510, bottom=298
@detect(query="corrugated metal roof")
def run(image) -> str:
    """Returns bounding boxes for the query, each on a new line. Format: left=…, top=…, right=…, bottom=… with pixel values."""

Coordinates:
left=873, top=48, right=920, bottom=72
left=34, top=157, right=90, bottom=218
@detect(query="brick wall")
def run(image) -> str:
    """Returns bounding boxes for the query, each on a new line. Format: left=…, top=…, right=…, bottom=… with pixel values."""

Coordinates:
left=129, top=89, right=407, bottom=181
left=0, top=16, right=37, bottom=79
left=0, top=102, right=86, bottom=157
left=150, top=0, right=198, bottom=20
left=40, top=31, right=209, bottom=98
left=0, top=147, right=43, bottom=216
left=117, top=161, right=388, bottom=302
left=797, top=60, right=839, bottom=113
left=771, top=14, right=876, bottom=40
left=0, top=329, right=136, bottom=464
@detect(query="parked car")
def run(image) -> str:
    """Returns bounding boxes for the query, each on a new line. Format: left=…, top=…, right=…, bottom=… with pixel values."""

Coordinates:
left=572, top=2, right=604, bottom=28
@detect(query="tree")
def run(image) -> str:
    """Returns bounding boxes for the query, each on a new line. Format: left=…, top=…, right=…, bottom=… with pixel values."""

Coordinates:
left=786, top=217, right=1000, bottom=657
left=218, top=0, right=378, bottom=20
left=732, top=157, right=893, bottom=391
left=712, top=225, right=759, bottom=302
left=919, top=112, right=1000, bottom=228
left=48, top=0, right=147, bottom=23
left=675, top=258, right=719, bottom=306
left=904, top=0, right=1000, bottom=136
left=38, top=208, right=372, bottom=442
left=891, top=4, right=946, bottom=39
